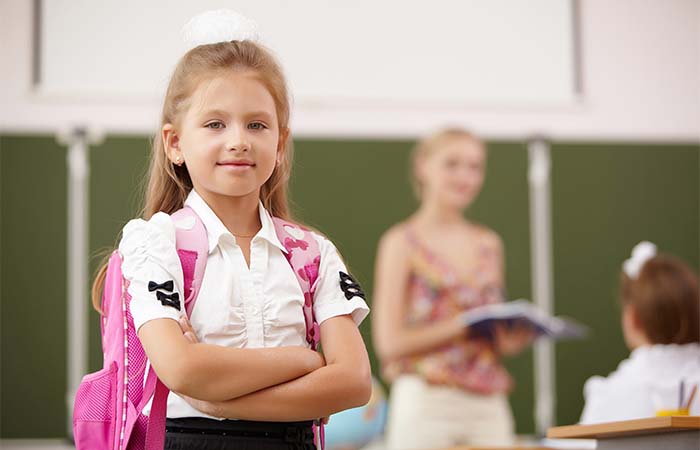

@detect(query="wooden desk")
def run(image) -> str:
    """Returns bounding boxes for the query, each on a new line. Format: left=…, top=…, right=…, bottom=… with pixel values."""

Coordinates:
left=449, top=446, right=592, bottom=450
left=547, top=416, right=700, bottom=450
left=450, top=447, right=554, bottom=450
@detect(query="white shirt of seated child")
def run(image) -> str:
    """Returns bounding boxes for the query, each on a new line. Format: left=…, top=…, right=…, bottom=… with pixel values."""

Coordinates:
left=118, top=189, right=370, bottom=419
left=580, top=342, right=700, bottom=424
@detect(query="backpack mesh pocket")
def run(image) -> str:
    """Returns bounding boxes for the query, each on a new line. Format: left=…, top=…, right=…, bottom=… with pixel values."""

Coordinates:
left=73, top=361, right=118, bottom=449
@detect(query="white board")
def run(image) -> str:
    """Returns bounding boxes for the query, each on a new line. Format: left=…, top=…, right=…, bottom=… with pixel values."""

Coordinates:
left=39, top=0, right=577, bottom=107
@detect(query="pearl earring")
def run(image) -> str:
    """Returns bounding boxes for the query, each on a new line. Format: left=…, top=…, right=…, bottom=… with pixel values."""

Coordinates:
left=175, top=156, right=182, bottom=165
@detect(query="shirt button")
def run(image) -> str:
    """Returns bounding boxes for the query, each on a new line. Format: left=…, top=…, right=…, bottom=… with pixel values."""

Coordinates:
left=249, top=306, right=258, bottom=315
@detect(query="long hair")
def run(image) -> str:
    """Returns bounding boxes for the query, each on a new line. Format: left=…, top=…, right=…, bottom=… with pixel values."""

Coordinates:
left=92, top=40, right=294, bottom=313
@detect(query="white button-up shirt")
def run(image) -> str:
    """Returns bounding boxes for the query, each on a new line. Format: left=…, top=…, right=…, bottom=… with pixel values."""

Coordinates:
left=119, top=190, right=369, bottom=418
left=580, top=343, right=700, bottom=423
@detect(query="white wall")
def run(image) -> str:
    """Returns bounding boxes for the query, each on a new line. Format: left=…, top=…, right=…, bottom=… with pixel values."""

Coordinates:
left=1, top=0, right=698, bottom=141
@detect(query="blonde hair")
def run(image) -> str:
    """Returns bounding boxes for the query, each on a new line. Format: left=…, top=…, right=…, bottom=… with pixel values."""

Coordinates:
left=409, top=127, right=485, bottom=199
left=92, top=40, right=294, bottom=313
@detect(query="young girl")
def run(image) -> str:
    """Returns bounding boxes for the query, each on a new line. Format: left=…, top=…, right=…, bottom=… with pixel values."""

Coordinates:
left=93, top=10, right=371, bottom=450
left=372, top=129, right=533, bottom=449
left=580, top=242, right=700, bottom=423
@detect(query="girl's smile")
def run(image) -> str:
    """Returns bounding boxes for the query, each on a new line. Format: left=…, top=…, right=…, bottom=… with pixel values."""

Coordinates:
left=217, top=158, right=256, bottom=173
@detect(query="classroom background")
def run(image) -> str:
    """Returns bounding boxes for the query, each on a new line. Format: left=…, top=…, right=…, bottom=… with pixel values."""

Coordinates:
left=1, top=0, right=698, bottom=447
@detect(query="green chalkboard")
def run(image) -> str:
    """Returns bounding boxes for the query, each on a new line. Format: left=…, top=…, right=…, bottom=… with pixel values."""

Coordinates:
left=1, top=135, right=697, bottom=439
left=1, top=136, right=68, bottom=438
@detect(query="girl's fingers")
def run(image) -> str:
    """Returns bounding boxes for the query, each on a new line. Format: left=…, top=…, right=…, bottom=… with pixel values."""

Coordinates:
left=184, top=331, right=199, bottom=344
left=511, top=325, right=534, bottom=344
left=179, top=316, right=199, bottom=343
left=182, top=395, right=212, bottom=414
left=178, top=316, right=190, bottom=332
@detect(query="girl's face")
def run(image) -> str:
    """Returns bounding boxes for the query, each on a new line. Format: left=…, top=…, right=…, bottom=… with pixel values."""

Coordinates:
left=163, top=71, right=286, bottom=203
left=416, top=137, right=486, bottom=210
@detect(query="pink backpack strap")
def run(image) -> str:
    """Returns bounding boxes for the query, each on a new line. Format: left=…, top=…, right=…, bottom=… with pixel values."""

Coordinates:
left=144, top=206, right=209, bottom=450
left=272, top=218, right=322, bottom=349
left=272, top=218, right=325, bottom=449
left=171, top=207, right=209, bottom=317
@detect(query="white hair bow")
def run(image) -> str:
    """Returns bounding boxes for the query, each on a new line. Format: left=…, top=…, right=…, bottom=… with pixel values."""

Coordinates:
left=623, top=241, right=657, bottom=279
left=182, top=9, right=259, bottom=51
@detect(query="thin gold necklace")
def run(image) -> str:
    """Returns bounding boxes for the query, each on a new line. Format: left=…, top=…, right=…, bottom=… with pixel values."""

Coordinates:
left=231, top=232, right=256, bottom=239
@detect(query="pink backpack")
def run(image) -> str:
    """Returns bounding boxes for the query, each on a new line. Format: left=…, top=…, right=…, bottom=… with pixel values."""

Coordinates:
left=73, top=207, right=324, bottom=450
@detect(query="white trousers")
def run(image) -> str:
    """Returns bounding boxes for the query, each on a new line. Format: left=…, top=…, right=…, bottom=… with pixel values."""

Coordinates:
left=384, top=375, right=515, bottom=450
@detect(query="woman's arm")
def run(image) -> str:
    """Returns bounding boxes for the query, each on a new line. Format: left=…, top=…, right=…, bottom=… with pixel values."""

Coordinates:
left=487, top=232, right=534, bottom=356
left=138, top=317, right=324, bottom=401
left=184, top=315, right=372, bottom=421
left=372, top=226, right=465, bottom=362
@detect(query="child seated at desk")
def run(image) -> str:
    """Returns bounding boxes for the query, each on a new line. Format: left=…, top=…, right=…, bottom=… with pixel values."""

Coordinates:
left=580, top=242, right=700, bottom=424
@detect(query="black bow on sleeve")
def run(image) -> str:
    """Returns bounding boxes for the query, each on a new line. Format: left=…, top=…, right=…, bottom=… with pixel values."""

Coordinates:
left=156, top=291, right=181, bottom=311
left=148, top=280, right=174, bottom=292
left=339, top=271, right=366, bottom=300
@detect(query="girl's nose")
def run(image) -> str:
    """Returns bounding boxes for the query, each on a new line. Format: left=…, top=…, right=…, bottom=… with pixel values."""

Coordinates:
left=226, top=126, right=250, bottom=152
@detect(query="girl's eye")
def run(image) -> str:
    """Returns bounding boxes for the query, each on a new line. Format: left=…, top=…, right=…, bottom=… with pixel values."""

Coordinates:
left=444, top=159, right=459, bottom=169
left=248, top=122, right=268, bottom=130
left=206, top=122, right=225, bottom=129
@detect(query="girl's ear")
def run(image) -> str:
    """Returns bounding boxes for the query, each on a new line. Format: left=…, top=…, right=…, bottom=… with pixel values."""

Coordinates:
left=162, top=123, right=183, bottom=164
left=621, top=304, right=636, bottom=347
left=622, top=303, right=648, bottom=348
left=628, top=305, right=643, bottom=329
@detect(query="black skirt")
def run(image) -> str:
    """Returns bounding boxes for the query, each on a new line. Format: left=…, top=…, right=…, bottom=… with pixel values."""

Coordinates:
left=164, top=417, right=316, bottom=450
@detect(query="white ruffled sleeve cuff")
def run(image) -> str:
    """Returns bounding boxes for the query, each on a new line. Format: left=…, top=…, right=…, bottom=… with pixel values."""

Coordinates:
left=118, top=212, right=185, bottom=331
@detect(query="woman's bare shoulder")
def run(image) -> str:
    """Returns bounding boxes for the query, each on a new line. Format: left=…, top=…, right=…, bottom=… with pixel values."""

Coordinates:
left=378, top=221, right=412, bottom=253
left=469, top=222, right=503, bottom=249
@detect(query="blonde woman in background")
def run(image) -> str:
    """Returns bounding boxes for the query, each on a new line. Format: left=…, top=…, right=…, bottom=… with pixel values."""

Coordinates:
left=372, top=129, right=533, bottom=449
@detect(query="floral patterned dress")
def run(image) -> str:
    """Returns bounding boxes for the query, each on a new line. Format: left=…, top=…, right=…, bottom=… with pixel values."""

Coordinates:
left=382, top=225, right=512, bottom=395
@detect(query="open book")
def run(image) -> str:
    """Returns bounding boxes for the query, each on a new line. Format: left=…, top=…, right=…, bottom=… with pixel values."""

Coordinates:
left=461, top=299, right=588, bottom=340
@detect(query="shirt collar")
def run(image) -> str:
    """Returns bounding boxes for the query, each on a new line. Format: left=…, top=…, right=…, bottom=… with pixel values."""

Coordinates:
left=256, top=199, right=288, bottom=254
left=184, top=190, right=288, bottom=254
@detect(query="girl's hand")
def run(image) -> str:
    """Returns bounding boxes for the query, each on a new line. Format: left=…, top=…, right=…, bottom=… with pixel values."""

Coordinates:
left=309, top=350, right=326, bottom=371
left=178, top=316, right=199, bottom=344
left=181, top=394, right=224, bottom=417
left=493, top=323, right=535, bottom=356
